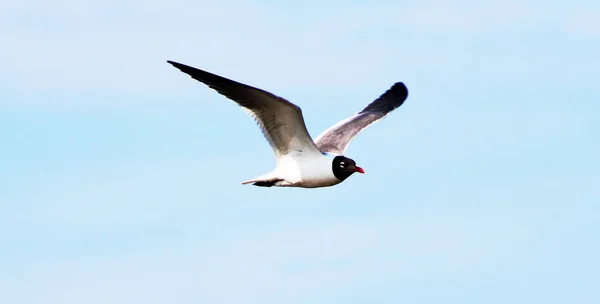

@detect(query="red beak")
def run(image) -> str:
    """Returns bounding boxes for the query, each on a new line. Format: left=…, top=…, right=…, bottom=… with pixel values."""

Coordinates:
left=355, top=166, right=365, bottom=174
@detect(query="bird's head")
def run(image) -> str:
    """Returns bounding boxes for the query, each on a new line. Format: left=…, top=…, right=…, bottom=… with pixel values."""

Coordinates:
left=332, top=155, right=364, bottom=181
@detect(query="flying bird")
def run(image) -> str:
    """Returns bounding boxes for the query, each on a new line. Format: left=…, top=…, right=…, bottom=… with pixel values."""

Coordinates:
left=167, top=60, right=408, bottom=188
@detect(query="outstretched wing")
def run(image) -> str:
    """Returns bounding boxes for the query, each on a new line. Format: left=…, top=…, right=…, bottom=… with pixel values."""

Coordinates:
left=315, top=82, right=408, bottom=155
left=168, top=61, right=321, bottom=161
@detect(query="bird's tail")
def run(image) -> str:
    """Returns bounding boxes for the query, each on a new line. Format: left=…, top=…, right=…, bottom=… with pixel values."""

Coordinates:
left=241, top=173, right=282, bottom=187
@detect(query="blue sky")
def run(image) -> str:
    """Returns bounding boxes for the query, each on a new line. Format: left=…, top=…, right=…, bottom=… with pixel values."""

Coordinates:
left=1, top=0, right=599, bottom=303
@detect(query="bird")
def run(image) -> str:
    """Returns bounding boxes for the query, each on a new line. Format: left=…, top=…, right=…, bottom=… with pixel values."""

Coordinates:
left=167, top=60, right=408, bottom=188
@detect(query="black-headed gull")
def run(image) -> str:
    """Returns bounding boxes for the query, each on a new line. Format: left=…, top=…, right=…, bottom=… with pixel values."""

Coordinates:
left=168, top=61, right=408, bottom=188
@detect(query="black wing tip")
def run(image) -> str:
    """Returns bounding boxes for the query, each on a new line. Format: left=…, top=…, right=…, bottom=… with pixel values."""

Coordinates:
left=385, top=81, right=409, bottom=105
left=390, top=82, right=408, bottom=98
left=357, top=81, right=408, bottom=115
left=166, top=60, right=206, bottom=80
left=167, top=60, right=187, bottom=70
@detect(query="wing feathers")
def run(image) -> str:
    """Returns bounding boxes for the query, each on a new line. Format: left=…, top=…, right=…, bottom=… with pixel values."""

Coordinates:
left=168, top=61, right=320, bottom=159
left=168, top=60, right=407, bottom=158
left=315, top=82, right=408, bottom=155
left=359, top=82, right=408, bottom=114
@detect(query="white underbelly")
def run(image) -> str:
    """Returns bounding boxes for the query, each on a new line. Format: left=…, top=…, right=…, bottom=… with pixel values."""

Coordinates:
left=274, top=153, right=340, bottom=188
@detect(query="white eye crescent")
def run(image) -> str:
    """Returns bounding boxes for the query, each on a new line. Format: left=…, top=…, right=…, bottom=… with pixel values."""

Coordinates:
left=340, top=162, right=345, bottom=167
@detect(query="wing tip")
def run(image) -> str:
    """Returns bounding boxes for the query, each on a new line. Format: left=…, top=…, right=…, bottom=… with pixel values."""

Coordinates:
left=166, top=60, right=204, bottom=80
left=390, top=82, right=408, bottom=99
left=167, top=60, right=184, bottom=69
left=357, top=81, right=408, bottom=115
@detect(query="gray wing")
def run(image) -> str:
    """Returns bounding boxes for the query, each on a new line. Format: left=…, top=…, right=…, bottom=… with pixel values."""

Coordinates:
left=168, top=61, right=321, bottom=160
left=314, top=82, right=408, bottom=155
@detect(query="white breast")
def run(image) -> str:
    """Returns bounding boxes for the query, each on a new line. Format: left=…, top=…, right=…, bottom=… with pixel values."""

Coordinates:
left=274, top=152, right=340, bottom=188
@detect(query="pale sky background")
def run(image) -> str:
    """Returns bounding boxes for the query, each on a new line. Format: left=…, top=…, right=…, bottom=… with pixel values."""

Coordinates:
left=1, top=0, right=599, bottom=303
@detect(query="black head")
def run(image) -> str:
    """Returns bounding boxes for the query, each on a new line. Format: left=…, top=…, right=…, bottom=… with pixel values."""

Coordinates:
left=332, top=156, right=365, bottom=181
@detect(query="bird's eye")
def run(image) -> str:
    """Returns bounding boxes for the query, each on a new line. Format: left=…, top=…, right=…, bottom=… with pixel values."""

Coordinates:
left=340, top=162, right=345, bottom=167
